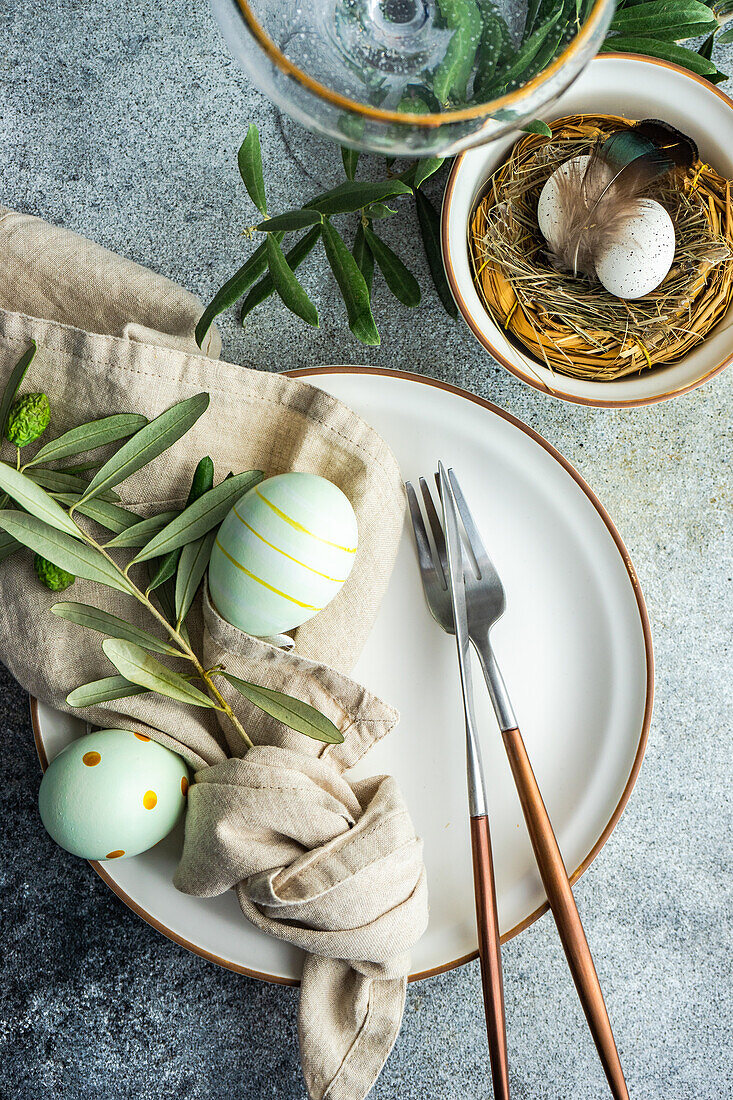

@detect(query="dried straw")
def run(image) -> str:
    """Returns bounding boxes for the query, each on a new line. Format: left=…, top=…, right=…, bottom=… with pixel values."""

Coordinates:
left=469, top=114, right=733, bottom=382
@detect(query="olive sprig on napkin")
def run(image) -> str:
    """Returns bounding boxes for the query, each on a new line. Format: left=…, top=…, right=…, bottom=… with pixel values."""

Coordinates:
left=0, top=343, right=343, bottom=748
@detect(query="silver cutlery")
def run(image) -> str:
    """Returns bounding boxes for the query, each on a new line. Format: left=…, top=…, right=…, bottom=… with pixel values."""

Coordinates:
left=407, top=465, right=629, bottom=1100
left=407, top=463, right=510, bottom=1099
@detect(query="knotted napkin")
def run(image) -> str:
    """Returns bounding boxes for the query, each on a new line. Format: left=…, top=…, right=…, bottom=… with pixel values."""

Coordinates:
left=0, top=207, right=428, bottom=1100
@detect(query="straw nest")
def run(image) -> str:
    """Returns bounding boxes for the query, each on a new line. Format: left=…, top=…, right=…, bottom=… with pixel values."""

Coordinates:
left=469, top=114, right=733, bottom=382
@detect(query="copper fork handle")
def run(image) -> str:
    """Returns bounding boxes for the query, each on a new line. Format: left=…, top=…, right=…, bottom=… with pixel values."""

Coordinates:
left=501, top=727, right=629, bottom=1100
left=470, top=814, right=511, bottom=1100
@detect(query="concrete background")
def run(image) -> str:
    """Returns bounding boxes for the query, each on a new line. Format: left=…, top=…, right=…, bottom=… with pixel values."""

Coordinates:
left=1, top=2, right=731, bottom=1097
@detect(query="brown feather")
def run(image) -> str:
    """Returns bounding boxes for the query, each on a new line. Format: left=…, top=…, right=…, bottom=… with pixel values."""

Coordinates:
left=544, top=120, right=692, bottom=278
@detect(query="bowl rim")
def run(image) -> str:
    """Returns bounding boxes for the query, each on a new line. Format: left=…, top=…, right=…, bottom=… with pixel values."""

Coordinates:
left=441, top=52, right=733, bottom=408
left=231, top=0, right=613, bottom=126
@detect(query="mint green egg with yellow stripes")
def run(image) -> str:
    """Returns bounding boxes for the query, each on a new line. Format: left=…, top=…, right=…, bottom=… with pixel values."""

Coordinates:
left=208, top=472, right=358, bottom=637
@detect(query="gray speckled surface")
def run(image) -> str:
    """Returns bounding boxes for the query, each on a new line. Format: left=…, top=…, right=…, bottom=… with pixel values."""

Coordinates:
left=1, top=3, right=732, bottom=1098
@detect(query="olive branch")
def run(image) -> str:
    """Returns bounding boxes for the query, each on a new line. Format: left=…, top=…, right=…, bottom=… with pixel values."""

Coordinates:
left=0, top=344, right=344, bottom=749
left=196, top=0, right=728, bottom=349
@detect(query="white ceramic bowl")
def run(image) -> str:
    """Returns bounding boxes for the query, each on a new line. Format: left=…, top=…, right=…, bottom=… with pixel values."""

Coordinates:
left=442, top=54, right=733, bottom=407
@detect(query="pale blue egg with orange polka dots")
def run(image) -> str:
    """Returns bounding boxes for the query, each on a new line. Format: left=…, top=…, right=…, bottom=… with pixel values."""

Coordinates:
left=208, top=472, right=358, bottom=637
left=38, top=729, right=189, bottom=860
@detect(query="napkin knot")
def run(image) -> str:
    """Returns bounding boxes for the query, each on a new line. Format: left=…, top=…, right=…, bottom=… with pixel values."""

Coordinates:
left=175, top=745, right=428, bottom=1100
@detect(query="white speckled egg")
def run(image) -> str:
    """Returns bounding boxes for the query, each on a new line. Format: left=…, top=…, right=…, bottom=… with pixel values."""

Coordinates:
left=208, top=472, right=358, bottom=637
left=595, top=199, right=675, bottom=300
left=537, top=155, right=612, bottom=253
left=38, top=729, right=189, bottom=860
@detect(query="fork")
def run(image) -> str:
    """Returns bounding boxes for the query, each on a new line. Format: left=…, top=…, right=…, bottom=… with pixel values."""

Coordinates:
left=407, top=472, right=510, bottom=1098
left=406, top=470, right=630, bottom=1100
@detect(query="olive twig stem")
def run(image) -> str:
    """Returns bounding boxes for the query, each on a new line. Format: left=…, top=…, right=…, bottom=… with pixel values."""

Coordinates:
left=70, top=516, right=254, bottom=749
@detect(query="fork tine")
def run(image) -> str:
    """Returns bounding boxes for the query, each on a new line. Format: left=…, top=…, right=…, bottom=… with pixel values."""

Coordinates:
left=419, top=476, right=448, bottom=586
left=434, top=471, right=478, bottom=579
left=405, top=481, right=438, bottom=580
left=447, top=468, right=496, bottom=577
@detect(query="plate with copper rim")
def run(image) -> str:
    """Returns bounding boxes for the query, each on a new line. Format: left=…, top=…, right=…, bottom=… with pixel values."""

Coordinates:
left=31, top=366, right=653, bottom=984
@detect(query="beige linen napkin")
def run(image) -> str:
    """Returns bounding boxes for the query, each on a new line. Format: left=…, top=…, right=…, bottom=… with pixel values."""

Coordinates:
left=0, top=208, right=428, bottom=1100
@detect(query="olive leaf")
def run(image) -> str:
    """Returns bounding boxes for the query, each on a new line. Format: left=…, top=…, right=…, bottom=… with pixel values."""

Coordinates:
left=473, top=3, right=514, bottom=99
left=241, top=226, right=322, bottom=324
left=341, top=145, right=360, bottom=180
left=25, top=468, right=120, bottom=501
left=0, top=510, right=135, bottom=593
left=600, top=35, right=718, bottom=74
left=485, top=7, right=562, bottom=95
left=56, top=460, right=100, bottom=474
left=195, top=236, right=283, bottom=348
left=101, top=638, right=220, bottom=708
left=0, top=463, right=82, bottom=537
left=521, top=119, right=553, bottom=137
left=147, top=547, right=183, bottom=593
left=609, top=0, right=717, bottom=38
left=79, top=393, right=210, bottom=505
left=352, top=223, right=374, bottom=300
left=525, top=21, right=564, bottom=83
left=396, top=93, right=430, bottom=114
left=306, top=180, right=412, bottom=215
left=132, top=468, right=262, bottom=564
left=266, top=235, right=320, bottom=327
left=104, top=510, right=179, bottom=549
left=188, top=455, right=215, bottom=500
left=524, top=0, right=545, bottom=36
left=527, top=0, right=573, bottom=37
left=238, top=124, right=267, bottom=216
left=413, top=157, right=445, bottom=190
left=174, top=529, right=217, bottom=626
left=66, top=675, right=148, bottom=708
left=24, top=413, right=148, bottom=468
left=363, top=225, right=421, bottom=308
left=257, top=210, right=323, bottom=233
left=220, top=672, right=344, bottom=743
left=150, top=566, right=179, bottom=623
left=321, top=220, right=380, bottom=345
left=415, top=189, right=458, bottom=320
left=338, top=113, right=367, bottom=147
left=400, top=82, right=441, bottom=113
left=144, top=456, right=215, bottom=589
left=433, top=0, right=482, bottom=104
left=52, top=601, right=181, bottom=656
left=0, top=341, right=36, bottom=440
left=53, top=494, right=142, bottom=535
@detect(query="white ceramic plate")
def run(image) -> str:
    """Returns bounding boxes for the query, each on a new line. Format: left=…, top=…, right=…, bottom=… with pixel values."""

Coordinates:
left=442, top=54, right=733, bottom=407
left=32, top=367, right=653, bottom=983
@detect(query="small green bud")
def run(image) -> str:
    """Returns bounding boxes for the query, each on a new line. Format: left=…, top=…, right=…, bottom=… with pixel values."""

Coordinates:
left=34, top=554, right=75, bottom=592
left=5, top=392, right=51, bottom=448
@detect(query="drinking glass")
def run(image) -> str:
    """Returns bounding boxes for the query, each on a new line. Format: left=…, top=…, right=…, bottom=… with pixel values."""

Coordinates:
left=211, top=0, right=615, bottom=156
